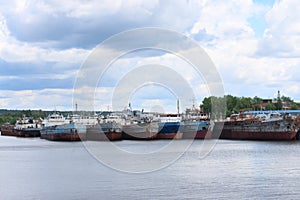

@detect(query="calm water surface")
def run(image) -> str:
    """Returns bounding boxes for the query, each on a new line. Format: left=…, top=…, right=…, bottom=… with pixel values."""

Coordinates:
left=1, top=136, right=300, bottom=199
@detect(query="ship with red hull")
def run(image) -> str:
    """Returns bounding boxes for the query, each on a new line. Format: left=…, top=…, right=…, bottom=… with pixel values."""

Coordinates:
left=157, top=122, right=183, bottom=139
left=86, top=122, right=122, bottom=141
left=156, top=114, right=183, bottom=140
left=116, top=107, right=159, bottom=140
left=0, top=124, right=19, bottom=136
left=212, top=113, right=299, bottom=141
left=181, top=120, right=212, bottom=139
left=180, top=106, right=212, bottom=139
left=1, top=117, right=41, bottom=137
left=122, top=122, right=159, bottom=140
left=40, top=122, right=86, bottom=141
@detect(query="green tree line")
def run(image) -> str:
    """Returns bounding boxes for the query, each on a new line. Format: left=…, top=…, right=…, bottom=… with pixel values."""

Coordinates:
left=0, top=109, right=48, bottom=125
left=0, top=109, right=95, bottom=125
left=0, top=110, right=75, bottom=125
left=200, top=95, right=300, bottom=118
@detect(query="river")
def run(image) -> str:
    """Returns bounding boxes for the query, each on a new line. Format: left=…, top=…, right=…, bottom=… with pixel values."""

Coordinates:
left=1, top=136, right=300, bottom=199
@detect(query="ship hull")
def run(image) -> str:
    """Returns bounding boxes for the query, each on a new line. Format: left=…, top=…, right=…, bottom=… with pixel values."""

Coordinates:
left=17, top=129, right=41, bottom=137
left=40, top=133, right=85, bottom=141
left=157, top=122, right=182, bottom=139
left=0, top=125, right=19, bottom=136
left=219, top=130, right=296, bottom=140
left=40, top=123, right=86, bottom=141
left=156, top=132, right=183, bottom=139
left=86, top=124, right=122, bottom=141
left=181, top=121, right=211, bottom=139
left=122, top=123, right=158, bottom=140
left=1, top=125, right=41, bottom=137
left=1, top=130, right=19, bottom=137
left=212, top=119, right=297, bottom=141
left=182, top=130, right=212, bottom=139
left=122, top=131, right=157, bottom=140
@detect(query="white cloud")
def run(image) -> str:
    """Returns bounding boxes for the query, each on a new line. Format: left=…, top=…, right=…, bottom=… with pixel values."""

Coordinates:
left=0, top=89, right=73, bottom=110
left=186, top=0, right=300, bottom=101
left=256, top=0, right=300, bottom=57
left=0, top=0, right=300, bottom=111
left=191, top=0, right=256, bottom=40
left=0, top=29, right=88, bottom=63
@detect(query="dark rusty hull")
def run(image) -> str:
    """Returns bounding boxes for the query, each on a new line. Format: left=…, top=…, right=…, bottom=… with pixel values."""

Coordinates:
left=86, top=131, right=122, bottom=141
left=1, top=124, right=40, bottom=137
left=157, top=121, right=182, bottom=139
left=122, top=131, right=157, bottom=140
left=212, top=119, right=297, bottom=141
left=156, top=132, right=183, bottom=139
left=40, top=133, right=85, bottom=141
left=219, top=130, right=296, bottom=140
left=86, top=126, right=122, bottom=141
left=122, top=123, right=158, bottom=140
left=1, top=125, right=18, bottom=136
left=182, top=130, right=212, bottom=139
left=1, top=130, right=19, bottom=137
left=17, top=129, right=41, bottom=137
left=40, top=122, right=86, bottom=141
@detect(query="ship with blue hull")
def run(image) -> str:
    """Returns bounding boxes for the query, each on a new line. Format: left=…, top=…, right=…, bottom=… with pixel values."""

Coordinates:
left=156, top=114, right=183, bottom=139
left=40, top=122, right=86, bottom=141
left=157, top=121, right=182, bottom=139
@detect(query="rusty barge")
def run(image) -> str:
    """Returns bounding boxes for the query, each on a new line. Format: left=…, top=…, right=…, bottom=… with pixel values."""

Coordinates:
left=0, top=117, right=41, bottom=137
left=212, top=112, right=299, bottom=141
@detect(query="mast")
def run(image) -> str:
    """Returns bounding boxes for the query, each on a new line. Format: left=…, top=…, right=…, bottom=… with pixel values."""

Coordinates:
left=177, top=99, right=180, bottom=115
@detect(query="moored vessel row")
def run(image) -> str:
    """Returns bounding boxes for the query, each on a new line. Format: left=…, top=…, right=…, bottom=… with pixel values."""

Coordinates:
left=1, top=109, right=300, bottom=141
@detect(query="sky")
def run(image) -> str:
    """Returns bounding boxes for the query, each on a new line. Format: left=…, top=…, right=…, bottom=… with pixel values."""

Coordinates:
left=0, top=0, right=300, bottom=112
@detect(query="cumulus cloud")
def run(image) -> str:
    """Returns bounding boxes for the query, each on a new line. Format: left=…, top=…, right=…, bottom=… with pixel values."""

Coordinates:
left=0, top=0, right=201, bottom=49
left=0, top=89, right=73, bottom=110
left=0, top=0, right=300, bottom=110
left=256, top=0, right=300, bottom=57
left=187, top=0, right=300, bottom=101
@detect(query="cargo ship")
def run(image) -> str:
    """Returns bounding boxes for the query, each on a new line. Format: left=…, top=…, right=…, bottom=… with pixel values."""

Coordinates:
left=41, top=113, right=70, bottom=127
left=86, top=114, right=122, bottom=141
left=71, top=114, right=98, bottom=125
left=40, top=113, right=87, bottom=141
left=1, top=117, right=41, bottom=137
left=120, top=108, right=159, bottom=140
left=40, top=122, right=86, bottom=141
left=0, top=124, right=18, bottom=136
left=212, top=112, right=299, bottom=141
left=86, top=123, right=122, bottom=141
left=181, top=120, right=212, bottom=139
left=156, top=114, right=183, bottom=139
left=180, top=107, right=211, bottom=139
left=122, top=122, right=159, bottom=140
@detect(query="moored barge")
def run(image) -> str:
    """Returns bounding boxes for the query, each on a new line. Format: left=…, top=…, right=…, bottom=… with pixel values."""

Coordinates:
left=156, top=114, right=182, bottom=139
left=0, top=124, right=18, bottom=136
left=122, top=122, right=159, bottom=140
left=40, top=122, right=86, bottom=141
left=181, top=120, right=212, bottom=139
left=86, top=122, right=122, bottom=141
left=212, top=113, right=298, bottom=141
left=0, top=117, right=41, bottom=137
left=157, top=121, right=182, bottom=139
